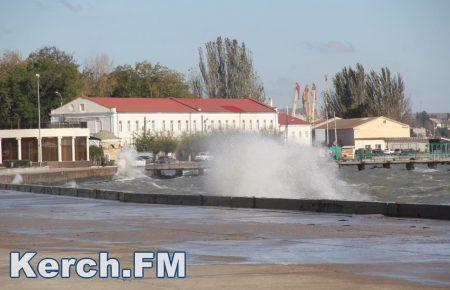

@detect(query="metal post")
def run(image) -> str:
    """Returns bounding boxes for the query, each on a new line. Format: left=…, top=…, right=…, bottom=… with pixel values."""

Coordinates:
left=36, top=74, right=42, bottom=164
left=333, top=111, right=338, bottom=146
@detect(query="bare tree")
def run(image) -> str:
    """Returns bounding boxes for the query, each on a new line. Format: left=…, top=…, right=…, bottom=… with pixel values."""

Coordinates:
left=81, top=53, right=113, bottom=96
left=187, top=68, right=203, bottom=98
left=198, top=36, right=265, bottom=101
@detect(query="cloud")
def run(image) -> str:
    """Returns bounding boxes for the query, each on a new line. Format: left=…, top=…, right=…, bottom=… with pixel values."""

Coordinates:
left=58, top=0, right=82, bottom=13
left=300, top=41, right=355, bottom=53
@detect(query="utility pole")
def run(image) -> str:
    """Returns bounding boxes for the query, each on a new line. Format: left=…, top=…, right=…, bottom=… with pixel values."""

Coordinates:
left=36, top=74, right=42, bottom=164
left=324, top=75, right=329, bottom=146
left=334, top=111, right=338, bottom=146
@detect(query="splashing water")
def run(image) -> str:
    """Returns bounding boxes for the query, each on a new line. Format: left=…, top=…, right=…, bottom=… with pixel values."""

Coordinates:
left=116, top=147, right=146, bottom=180
left=12, top=174, right=23, bottom=184
left=205, top=134, right=365, bottom=200
left=65, top=180, right=77, bottom=188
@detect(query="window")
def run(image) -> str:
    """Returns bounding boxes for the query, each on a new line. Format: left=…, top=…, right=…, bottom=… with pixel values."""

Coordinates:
left=170, top=120, right=174, bottom=132
left=263, top=120, right=267, bottom=129
left=152, top=120, right=155, bottom=131
left=210, top=120, right=214, bottom=130
left=69, top=104, right=75, bottom=112
left=119, top=121, right=123, bottom=132
left=218, top=120, right=222, bottom=130
left=305, top=131, right=309, bottom=138
left=135, top=121, right=139, bottom=131
left=178, top=120, right=181, bottom=131
left=225, top=120, right=229, bottom=129
left=193, top=120, right=197, bottom=131
left=185, top=120, right=189, bottom=131
left=242, top=120, right=246, bottom=130
left=233, top=120, right=236, bottom=128
left=249, top=120, right=253, bottom=130
left=270, top=120, right=273, bottom=129
left=256, top=120, right=260, bottom=130
left=79, top=104, right=85, bottom=112
left=299, top=131, right=302, bottom=138
left=162, top=121, right=166, bottom=131
left=375, top=144, right=381, bottom=149
left=127, top=120, right=131, bottom=132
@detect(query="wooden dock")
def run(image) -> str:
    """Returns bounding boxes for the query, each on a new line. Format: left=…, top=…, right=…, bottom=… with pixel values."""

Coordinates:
left=145, top=162, right=208, bottom=178
left=338, top=157, right=450, bottom=171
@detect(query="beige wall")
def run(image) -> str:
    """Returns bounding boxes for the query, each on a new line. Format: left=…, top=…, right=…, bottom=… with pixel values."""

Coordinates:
left=354, top=117, right=410, bottom=139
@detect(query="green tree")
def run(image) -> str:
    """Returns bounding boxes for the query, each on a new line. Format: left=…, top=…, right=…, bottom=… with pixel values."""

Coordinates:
left=134, top=131, right=178, bottom=155
left=177, top=133, right=208, bottom=160
left=27, top=46, right=82, bottom=123
left=0, top=51, right=36, bottom=128
left=109, top=61, right=193, bottom=98
left=365, top=67, right=410, bottom=122
left=323, top=63, right=366, bottom=118
left=323, top=64, right=411, bottom=122
left=198, top=36, right=265, bottom=101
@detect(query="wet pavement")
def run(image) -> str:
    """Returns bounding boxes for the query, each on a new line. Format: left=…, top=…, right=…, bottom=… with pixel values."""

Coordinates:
left=1, top=189, right=450, bottom=287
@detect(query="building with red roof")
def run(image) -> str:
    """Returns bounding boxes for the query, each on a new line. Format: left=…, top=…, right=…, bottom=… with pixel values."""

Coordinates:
left=51, top=96, right=281, bottom=146
left=278, top=113, right=312, bottom=145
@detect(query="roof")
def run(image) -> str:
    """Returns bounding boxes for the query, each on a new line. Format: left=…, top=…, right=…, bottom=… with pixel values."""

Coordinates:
left=278, top=113, right=309, bottom=125
left=315, top=117, right=378, bottom=130
left=84, top=97, right=276, bottom=113
left=172, top=98, right=276, bottom=113
left=85, top=97, right=197, bottom=113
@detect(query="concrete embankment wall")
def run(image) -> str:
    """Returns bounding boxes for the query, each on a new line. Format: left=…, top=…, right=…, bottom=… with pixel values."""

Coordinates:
left=0, top=166, right=117, bottom=184
left=1, top=183, right=449, bottom=220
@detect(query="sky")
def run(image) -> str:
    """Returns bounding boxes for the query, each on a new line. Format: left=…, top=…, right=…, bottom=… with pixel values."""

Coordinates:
left=1, top=0, right=449, bottom=112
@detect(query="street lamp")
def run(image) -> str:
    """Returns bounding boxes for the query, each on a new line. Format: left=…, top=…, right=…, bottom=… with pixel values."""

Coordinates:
left=36, top=74, right=42, bottom=164
left=55, top=91, right=63, bottom=107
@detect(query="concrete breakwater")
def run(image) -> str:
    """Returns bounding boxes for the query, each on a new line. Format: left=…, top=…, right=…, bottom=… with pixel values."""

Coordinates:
left=1, top=182, right=449, bottom=220
left=0, top=166, right=117, bottom=184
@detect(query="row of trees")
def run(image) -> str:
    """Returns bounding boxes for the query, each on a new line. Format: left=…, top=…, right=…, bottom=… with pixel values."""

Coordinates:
left=134, top=131, right=208, bottom=161
left=0, top=37, right=266, bottom=128
left=0, top=47, right=195, bottom=128
left=134, top=129, right=282, bottom=160
left=323, top=63, right=411, bottom=122
left=82, top=55, right=192, bottom=98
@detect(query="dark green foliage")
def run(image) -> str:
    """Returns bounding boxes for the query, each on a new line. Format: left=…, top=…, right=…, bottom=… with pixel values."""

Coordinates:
left=0, top=48, right=197, bottom=128
left=108, top=62, right=193, bottom=98
left=3, top=159, right=32, bottom=168
left=89, top=145, right=104, bottom=161
left=0, top=47, right=81, bottom=127
left=134, top=131, right=178, bottom=155
left=323, top=63, right=411, bottom=122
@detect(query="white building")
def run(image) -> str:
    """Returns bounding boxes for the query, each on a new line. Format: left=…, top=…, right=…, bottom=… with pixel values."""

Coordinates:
left=278, top=113, right=312, bottom=145
left=50, top=96, right=312, bottom=146
left=0, top=127, right=90, bottom=164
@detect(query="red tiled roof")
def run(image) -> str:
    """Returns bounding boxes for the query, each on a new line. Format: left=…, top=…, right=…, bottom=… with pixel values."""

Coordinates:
left=85, top=97, right=198, bottom=113
left=84, top=97, right=276, bottom=113
left=278, top=113, right=309, bottom=125
left=171, top=98, right=276, bottom=113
